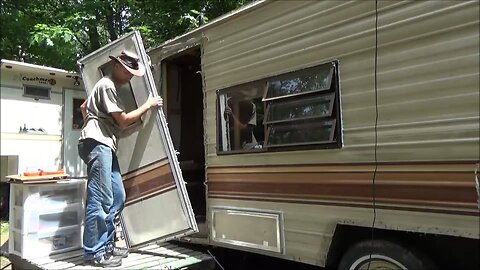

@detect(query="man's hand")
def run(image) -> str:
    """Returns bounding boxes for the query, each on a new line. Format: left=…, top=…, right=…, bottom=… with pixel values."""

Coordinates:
left=112, top=95, right=163, bottom=129
left=147, top=95, right=163, bottom=109
left=224, top=106, right=247, bottom=129
left=224, top=106, right=232, bottom=120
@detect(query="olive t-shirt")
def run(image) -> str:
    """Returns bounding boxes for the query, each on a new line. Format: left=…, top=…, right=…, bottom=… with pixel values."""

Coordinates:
left=80, top=76, right=125, bottom=152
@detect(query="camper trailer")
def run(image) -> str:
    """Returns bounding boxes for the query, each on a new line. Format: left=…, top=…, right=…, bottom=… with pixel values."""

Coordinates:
left=0, top=60, right=88, bottom=218
left=143, top=1, right=479, bottom=269
left=0, top=59, right=87, bottom=178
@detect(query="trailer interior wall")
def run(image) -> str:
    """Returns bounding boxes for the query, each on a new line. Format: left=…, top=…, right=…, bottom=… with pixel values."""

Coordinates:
left=197, top=0, right=479, bottom=267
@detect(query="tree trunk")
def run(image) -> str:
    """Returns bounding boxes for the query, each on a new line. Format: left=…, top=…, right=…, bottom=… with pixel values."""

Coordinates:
left=105, top=2, right=118, bottom=41
left=87, top=22, right=101, bottom=52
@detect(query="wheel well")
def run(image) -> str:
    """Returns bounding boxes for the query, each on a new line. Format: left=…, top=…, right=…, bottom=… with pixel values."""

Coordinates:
left=325, top=224, right=479, bottom=270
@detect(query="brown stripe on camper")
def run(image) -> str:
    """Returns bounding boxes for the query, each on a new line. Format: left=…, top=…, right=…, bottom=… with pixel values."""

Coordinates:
left=207, top=162, right=479, bottom=215
left=123, top=159, right=176, bottom=205
left=122, top=158, right=170, bottom=179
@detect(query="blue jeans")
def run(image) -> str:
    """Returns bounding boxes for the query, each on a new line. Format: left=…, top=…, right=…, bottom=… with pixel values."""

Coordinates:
left=78, top=139, right=126, bottom=259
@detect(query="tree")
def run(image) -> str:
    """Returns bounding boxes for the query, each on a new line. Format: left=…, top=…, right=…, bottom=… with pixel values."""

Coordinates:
left=0, top=0, right=252, bottom=71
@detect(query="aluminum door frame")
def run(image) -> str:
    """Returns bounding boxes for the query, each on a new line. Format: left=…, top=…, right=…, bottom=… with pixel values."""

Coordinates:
left=77, top=30, right=197, bottom=247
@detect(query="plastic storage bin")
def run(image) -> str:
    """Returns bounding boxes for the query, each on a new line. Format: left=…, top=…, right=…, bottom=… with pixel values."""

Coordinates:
left=10, top=225, right=83, bottom=258
left=12, top=204, right=83, bottom=234
left=11, top=180, right=85, bottom=210
left=8, top=180, right=86, bottom=258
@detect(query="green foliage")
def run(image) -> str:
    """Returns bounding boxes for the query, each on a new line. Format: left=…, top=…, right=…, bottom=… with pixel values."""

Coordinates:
left=0, top=0, right=252, bottom=71
left=0, top=221, right=7, bottom=235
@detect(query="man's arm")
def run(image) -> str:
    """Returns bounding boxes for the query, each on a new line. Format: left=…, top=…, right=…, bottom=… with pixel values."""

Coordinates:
left=224, top=107, right=248, bottom=129
left=80, top=100, right=87, bottom=120
left=111, top=96, right=163, bottom=129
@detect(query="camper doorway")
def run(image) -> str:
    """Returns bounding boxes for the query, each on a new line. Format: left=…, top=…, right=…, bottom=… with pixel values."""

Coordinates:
left=164, top=47, right=207, bottom=238
left=62, top=89, right=87, bottom=177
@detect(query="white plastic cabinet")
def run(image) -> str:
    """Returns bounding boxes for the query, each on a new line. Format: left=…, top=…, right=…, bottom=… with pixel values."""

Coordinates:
left=8, top=180, right=86, bottom=258
left=10, top=225, right=83, bottom=258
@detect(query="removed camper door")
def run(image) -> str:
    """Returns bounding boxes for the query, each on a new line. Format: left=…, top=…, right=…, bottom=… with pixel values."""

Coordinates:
left=77, top=31, right=198, bottom=248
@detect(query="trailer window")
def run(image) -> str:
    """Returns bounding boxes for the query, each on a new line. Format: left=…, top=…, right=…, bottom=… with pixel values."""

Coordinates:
left=23, top=85, right=51, bottom=100
left=264, top=93, right=335, bottom=124
left=264, top=64, right=333, bottom=100
left=266, top=119, right=336, bottom=147
left=217, top=61, right=341, bottom=154
left=217, top=82, right=265, bottom=152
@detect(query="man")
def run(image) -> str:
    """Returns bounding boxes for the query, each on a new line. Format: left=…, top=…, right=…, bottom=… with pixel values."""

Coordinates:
left=224, top=89, right=260, bottom=150
left=224, top=99, right=258, bottom=150
left=78, top=50, right=162, bottom=267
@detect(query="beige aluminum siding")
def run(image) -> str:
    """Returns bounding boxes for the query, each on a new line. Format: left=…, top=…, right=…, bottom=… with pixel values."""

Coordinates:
left=209, top=198, right=479, bottom=266
left=200, top=0, right=479, bottom=167
left=376, top=0, right=480, bottom=161
left=202, top=0, right=378, bottom=166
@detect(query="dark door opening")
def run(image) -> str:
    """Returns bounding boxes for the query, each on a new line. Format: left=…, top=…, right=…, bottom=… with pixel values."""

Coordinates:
left=164, top=48, right=206, bottom=237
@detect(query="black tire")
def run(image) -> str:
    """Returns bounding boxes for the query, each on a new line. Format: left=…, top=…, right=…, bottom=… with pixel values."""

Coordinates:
left=338, top=239, right=437, bottom=270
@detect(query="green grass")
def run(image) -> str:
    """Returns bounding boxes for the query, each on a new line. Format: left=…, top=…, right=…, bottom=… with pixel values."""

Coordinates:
left=1, top=220, right=10, bottom=269
left=0, top=221, right=8, bottom=236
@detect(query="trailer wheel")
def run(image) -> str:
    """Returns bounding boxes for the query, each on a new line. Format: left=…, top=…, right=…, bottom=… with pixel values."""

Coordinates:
left=338, top=239, right=436, bottom=270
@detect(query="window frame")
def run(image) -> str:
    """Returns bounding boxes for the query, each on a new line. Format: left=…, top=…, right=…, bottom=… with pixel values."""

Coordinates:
left=216, top=80, right=266, bottom=154
left=23, top=85, right=51, bottom=100
left=216, top=60, right=341, bottom=155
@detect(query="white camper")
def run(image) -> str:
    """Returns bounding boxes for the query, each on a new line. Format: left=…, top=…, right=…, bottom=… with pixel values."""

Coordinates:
left=0, top=60, right=87, bottom=178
